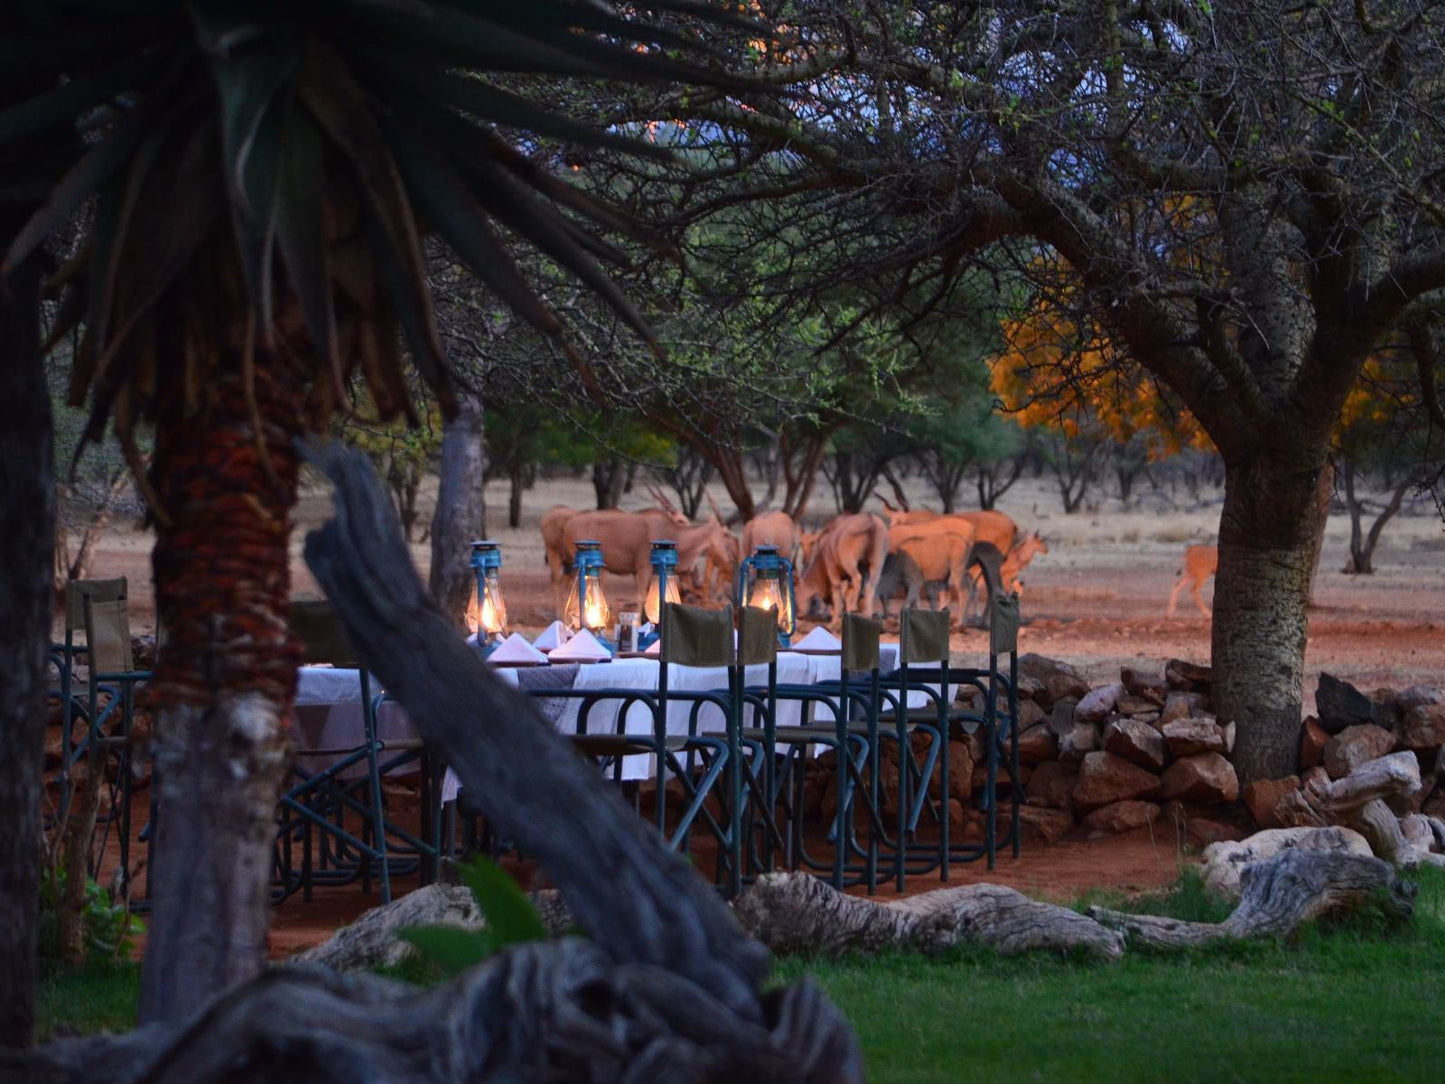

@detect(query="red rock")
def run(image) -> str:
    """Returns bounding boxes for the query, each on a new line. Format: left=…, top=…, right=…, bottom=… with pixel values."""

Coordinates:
left=1027, top=760, right=1079, bottom=811
left=1076, top=683, right=1125, bottom=725
left=1323, top=724, right=1396, bottom=780
left=1165, top=658, right=1212, bottom=692
left=1017, top=723, right=1058, bottom=765
left=1400, top=704, right=1445, bottom=749
left=1242, top=775, right=1300, bottom=830
left=1018, top=654, right=1091, bottom=709
left=1071, top=751, right=1162, bottom=811
left=1160, top=691, right=1206, bottom=727
left=1083, top=800, right=1161, bottom=834
left=972, top=760, right=1031, bottom=793
left=1058, top=722, right=1099, bottom=763
left=1299, top=717, right=1330, bottom=770
left=928, top=742, right=975, bottom=804
left=1187, top=817, right=1244, bottom=847
left=1121, top=667, right=1167, bottom=706
left=1117, top=695, right=1162, bottom=716
left=1019, top=805, right=1075, bottom=843
left=1015, top=697, right=1047, bottom=732
left=1159, top=753, right=1238, bottom=805
left=1161, top=717, right=1226, bottom=757
left=1103, top=717, right=1167, bottom=771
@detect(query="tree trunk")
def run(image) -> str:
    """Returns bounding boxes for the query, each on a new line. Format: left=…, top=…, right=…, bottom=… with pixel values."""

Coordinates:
left=429, top=391, right=486, bottom=630
left=507, top=456, right=524, bottom=529
left=139, top=361, right=303, bottom=1024
left=0, top=207, right=52, bottom=1051
left=591, top=454, right=626, bottom=509
left=1213, top=451, right=1327, bottom=783
left=1341, top=460, right=1406, bottom=576
left=1308, top=458, right=1333, bottom=602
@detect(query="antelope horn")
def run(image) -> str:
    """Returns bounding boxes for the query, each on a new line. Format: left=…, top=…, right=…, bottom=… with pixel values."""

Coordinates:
left=704, top=488, right=724, bottom=522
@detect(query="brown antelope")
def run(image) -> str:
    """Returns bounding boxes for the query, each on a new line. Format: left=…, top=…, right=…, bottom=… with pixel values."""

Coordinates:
left=1167, top=543, right=1218, bottom=618
left=554, top=496, right=720, bottom=612
left=795, top=513, right=889, bottom=624
left=887, top=517, right=977, bottom=623
left=1001, top=531, right=1048, bottom=595
left=541, top=505, right=582, bottom=594
left=742, top=509, right=800, bottom=563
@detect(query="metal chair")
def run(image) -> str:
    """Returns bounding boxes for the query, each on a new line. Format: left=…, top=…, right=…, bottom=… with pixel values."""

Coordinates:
left=532, top=604, right=741, bottom=891
left=741, top=612, right=886, bottom=891
left=48, top=577, right=129, bottom=833
left=77, top=594, right=150, bottom=893
left=874, top=608, right=950, bottom=890
left=277, top=600, right=393, bottom=903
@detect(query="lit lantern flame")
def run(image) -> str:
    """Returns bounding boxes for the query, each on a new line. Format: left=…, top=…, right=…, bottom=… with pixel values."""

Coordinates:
left=746, top=576, right=791, bottom=632
left=465, top=576, right=507, bottom=639
left=643, top=571, right=681, bottom=625
left=740, top=544, right=795, bottom=640
left=564, top=542, right=610, bottom=634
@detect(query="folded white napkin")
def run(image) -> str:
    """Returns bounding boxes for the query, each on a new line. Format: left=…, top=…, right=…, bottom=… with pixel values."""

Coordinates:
left=548, top=627, right=612, bottom=662
left=486, top=632, right=549, bottom=666
left=532, top=620, right=573, bottom=654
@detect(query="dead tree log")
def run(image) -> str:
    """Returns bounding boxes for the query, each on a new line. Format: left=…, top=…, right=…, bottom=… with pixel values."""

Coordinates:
left=1271, top=753, right=1445, bottom=869
left=1090, top=848, right=1416, bottom=950
left=293, top=884, right=574, bottom=973
left=734, top=872, right=1124, bottom=960
left=6, top=446, right=863, bottom=1083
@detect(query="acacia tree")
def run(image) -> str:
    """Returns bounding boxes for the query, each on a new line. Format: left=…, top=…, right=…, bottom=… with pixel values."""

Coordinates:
left=646, top=0, right=1445, bottom=780
left=0, top=0, right=748, bottom=1024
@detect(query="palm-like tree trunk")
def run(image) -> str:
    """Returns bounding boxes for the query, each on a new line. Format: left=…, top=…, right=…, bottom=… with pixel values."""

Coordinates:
left=139, top=357, right=304, bottom=1024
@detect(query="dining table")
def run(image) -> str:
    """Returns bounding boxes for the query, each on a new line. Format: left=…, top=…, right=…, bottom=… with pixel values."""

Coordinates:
left=292, top=640, right=928, bottom=800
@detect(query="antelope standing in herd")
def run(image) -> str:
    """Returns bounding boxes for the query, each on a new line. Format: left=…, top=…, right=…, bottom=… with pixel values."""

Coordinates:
left=540, top=489, right=1051, bottom=629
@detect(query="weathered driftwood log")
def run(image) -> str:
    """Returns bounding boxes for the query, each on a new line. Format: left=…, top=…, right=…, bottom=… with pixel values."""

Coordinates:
left=1268, top=752, right=1445, bottom=868
left=293, top=884, right=574, bottom=972
left=1090, top=848, right=1416, bottom=950
left=734, top=872, right=1124, bottom=960
left=6, top=446, right=862, bottom=1084
left=1199, top=826, right=1373, bottom=897
left=1306, top=751, right=1420, bottom=816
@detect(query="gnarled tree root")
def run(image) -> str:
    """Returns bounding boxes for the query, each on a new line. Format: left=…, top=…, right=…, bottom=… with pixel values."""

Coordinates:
left=734, top=872, right=1125, bottom=960
left=10, top=946, right=852, bottom=1084
left=1089, top=848, right=1416, bottom=950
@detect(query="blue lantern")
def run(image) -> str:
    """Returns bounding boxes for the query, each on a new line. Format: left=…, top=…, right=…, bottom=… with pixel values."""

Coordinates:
left=563, top=539, right=612, bottom=643
left=736, top=544, right=796, bottom=646
left=639, top=539, right=681, bottom=648
left=468, top=540, right=507, bottom=655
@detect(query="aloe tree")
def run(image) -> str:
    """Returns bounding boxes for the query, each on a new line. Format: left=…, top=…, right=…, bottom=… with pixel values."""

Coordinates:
left=0, top=0, right=746, bottom=1024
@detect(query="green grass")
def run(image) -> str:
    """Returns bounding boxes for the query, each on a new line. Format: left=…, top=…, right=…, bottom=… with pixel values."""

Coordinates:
left=35, top=959, right=140, bottom=1042
left=777, top=865, right=1445, bottom=1083
left=31, top=868, right=1445, bottom=1084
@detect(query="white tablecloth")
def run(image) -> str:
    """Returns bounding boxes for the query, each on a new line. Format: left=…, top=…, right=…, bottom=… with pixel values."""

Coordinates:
left=294, top=643, right=937, bottom=799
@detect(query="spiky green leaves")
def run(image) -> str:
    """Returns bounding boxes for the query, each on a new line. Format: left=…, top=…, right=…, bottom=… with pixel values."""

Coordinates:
left=0, top=0, right=761, bottom=437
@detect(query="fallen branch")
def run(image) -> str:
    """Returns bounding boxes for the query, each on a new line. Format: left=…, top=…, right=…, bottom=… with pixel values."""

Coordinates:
left=1090, top=848, right=1415, bottom=950
left=734, top=872, right=1124, bottom=960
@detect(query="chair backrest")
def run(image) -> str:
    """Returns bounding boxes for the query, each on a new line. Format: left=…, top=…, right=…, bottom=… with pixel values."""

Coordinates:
left=900, top=608, right=949, bottom=665
left=289, top=599, right=360, bottom=667
left=737, top=606, right=777, bottom=667
left=83, top=596, right=133, bottom=674
left=66, top=577, right=128, bottom=633
left=990, top=592, right=1020, bottom=655
left=842, top=612, right=882, bottom=672
left=660, top=603, right=735, bottom=668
